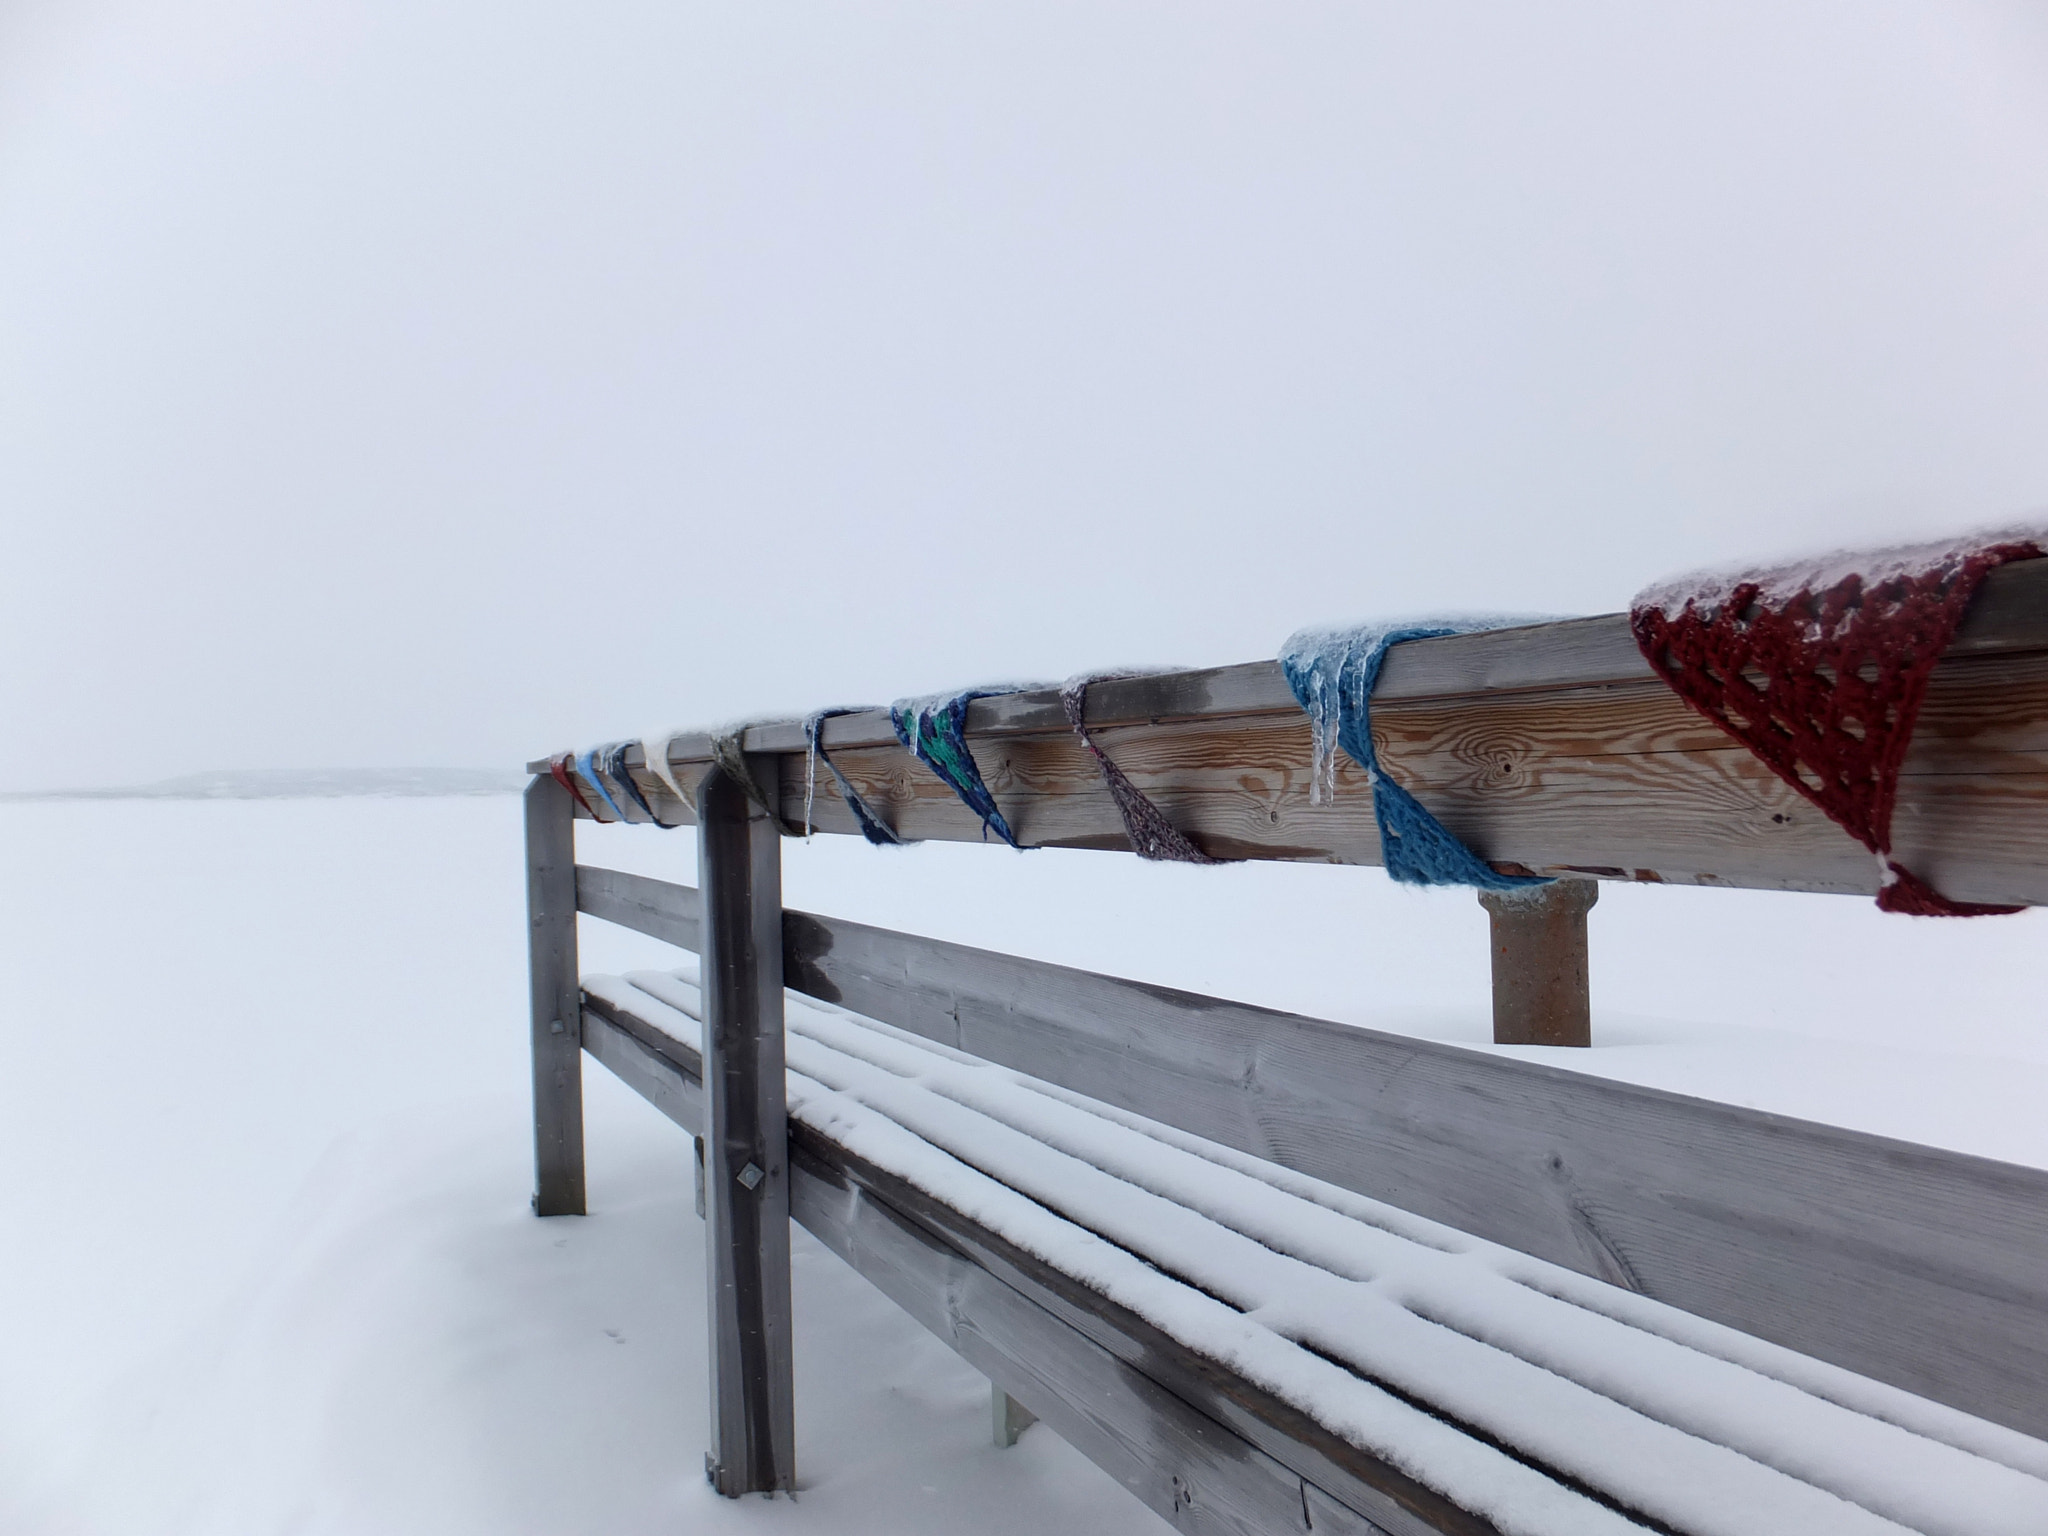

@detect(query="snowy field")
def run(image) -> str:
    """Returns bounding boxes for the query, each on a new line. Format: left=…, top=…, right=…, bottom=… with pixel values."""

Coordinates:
left=4, top=792, right=2046, bottom=1535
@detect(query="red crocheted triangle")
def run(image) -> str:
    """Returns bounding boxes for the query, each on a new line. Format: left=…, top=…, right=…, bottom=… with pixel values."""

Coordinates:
left=1630, top=538, right=2039, bottom=916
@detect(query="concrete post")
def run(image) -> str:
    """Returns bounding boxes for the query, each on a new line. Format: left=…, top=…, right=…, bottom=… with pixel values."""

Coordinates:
left=1477, top=880, right=1599, bottom=1047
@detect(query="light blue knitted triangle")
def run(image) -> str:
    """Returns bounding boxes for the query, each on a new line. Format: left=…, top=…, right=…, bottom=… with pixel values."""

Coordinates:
left=1280, top=619, right=1553, bottom=890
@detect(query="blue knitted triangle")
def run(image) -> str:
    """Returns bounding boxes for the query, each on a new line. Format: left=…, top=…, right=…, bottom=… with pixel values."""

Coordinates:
left=1280, top=620, right=1553, bottom=890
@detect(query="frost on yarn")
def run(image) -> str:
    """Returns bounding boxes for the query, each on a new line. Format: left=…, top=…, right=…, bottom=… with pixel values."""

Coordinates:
left=574, top=747, right=630, bottom=823
left=804, top=709, right=911, bottom=846
left=890, top=687, right=1036, bottom=849
left=1632, top=530, right=2044, bottom=917
left=1279, top=619, right=1552, bottom=891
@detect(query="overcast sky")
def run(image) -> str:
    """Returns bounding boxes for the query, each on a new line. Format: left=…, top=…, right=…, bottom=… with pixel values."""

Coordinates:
left=4, top=1, right=2047, bottom=788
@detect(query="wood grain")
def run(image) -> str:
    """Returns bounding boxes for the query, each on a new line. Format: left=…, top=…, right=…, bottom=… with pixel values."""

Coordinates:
left=524, top=777, right=585, bottom=1217
left=573, top=868, right=2048, bottom=1444
left=696, top=767, right=796, bottom=1498
left=532, top=561, right=2048, bottom=903
left=578, top=984, right=1462, bottom=1535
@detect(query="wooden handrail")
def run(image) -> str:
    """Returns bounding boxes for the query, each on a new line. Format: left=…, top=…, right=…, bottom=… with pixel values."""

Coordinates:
left=537, top=559, right=2048, bottom=904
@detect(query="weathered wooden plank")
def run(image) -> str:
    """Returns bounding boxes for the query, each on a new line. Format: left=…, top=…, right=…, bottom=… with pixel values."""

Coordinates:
left=792, top=1137, right=1452, bottom=1536
left=778, top=651, right=2048, bottom=902
left=779, top=904, right=2048, bottom=1442
left=582, top=1000, right=703, bottom=1136
left=525, top=776, right=585, bottom=1217
left=578, top=987, right=1408, bottom=1534
left=575, top=867, right=2048, bottom=1441
left=577, top=865, right=702, bottom=950
left=696, top=765, right=796, bottom=1497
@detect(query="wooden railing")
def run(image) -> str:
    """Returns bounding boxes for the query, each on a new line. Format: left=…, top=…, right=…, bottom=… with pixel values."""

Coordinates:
left=532, top=557, right=2048, bottom=906
left=526, top=569, right=2048, bottom=1512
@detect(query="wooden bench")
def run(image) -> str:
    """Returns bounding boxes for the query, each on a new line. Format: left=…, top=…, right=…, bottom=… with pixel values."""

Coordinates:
left=575, top=947, right=2048, bottom=1535
left=524, top=577, right=2048, bottom=1531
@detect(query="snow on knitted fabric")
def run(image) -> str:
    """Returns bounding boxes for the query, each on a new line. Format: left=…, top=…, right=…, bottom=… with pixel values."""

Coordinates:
left=640, top=729, right=699, bottom=814
left=804, top=709, right=911, bottom=845
left=1631, top=532, right=2043, bottom=916
left=708, top=728, right=805, bottom=836
left=1280, top=619, right=1554, bottom=890
left=1060, top=675, right=1224, bottom=864
left=598, top=741, right=665, bottom=825
left=574, top=747, right=630, bottom=823
left=547, top=752, right=600, bottom=819
left=890, top=687, right=1036, bottom=849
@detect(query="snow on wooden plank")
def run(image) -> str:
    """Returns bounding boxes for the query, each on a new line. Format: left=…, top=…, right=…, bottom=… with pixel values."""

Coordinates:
left=584, top=968, right=2048, bottom=1536
left=578, top=870, right=2048, bottom=1447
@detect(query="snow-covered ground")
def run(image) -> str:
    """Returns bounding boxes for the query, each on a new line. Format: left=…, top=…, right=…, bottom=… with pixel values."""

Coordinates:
left=3, top=794, right=2045, bottom=1534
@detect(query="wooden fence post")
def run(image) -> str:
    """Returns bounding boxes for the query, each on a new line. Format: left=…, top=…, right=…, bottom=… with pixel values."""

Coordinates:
left=1477, top=880, right=1599, bottom=1047
left=526, top=774, right=586, bottom=1216
left=697, top=764, right=796, bottom=1496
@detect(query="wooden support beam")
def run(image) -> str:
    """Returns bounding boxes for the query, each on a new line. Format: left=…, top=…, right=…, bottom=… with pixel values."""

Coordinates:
left=1477, top=881, right=1597, bottom=1047
left=524, top=776, right=584, bottom=1217
left=992, top=1383, right=1037, bottom=1448
left=696, top=765, right=796, bottom=1497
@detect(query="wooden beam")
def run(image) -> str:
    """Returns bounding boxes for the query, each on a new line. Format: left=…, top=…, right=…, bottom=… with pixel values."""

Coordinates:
left=695, top=766, right=796, bottom=1497
left=524, top=776, right=584, bottom=1217
left=792, top=1136, right=1477, bottom=1536
left=1477, top=881, right=1597, bottom=1047
left=991, top=1383, right=1037, bottom=1449
left=577, top=865, right=701, bottom=950
left=576, top=987, right=1477, bottom=1535
left=532, top=559, right=2048, bottom=904
left=574, top=869, right=2048, bottom=1444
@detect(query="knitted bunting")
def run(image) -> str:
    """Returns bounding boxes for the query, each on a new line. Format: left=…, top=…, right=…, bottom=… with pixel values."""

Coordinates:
left=804, top=709, right=910, bottom=845
left=599, top=741, right=667, bottom=826
left=1630, top=534, right=2042, bottom=916
left=574, top=747, right=629, bottom=823
left=708, top=729, right=805, bottom=836
left=1059, top=676, right=1222, bottom=864
left=640, top=730, right=699, bottom=814
left=1280, top=619, right=1554, bottom=890
left=547, top=752, right=599, bottom=818
left=890, top=689, right=1030, bottom=849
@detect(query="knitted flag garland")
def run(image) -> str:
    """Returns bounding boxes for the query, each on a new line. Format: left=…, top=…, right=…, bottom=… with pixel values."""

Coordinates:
left=708, top=728, right=805, bottom=836
left=804, top=709, right=910, bottom=845
left=1060, top=675, right=1222, bottom=864
left=574, top=747, right=629, bottom=822
left=599, top=741, right=667, bottom=825
left=1631, top=534, right=2042, bottom=916
left=547, top=752, right=600, bottom=818
left=1280, top=618, right=1554, bottom=890
left=890, top=688, right=1030, bottom=849
left=641, top=730, right=699, bottom=814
